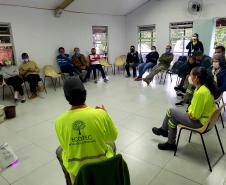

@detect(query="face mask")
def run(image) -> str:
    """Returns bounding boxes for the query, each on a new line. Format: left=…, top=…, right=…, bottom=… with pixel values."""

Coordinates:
left=192, top=36, right=197, bottom=40
left=165, top=48, right=170, bottom=53
left=213, top=62, right=220, bottom=69
left=24, top=58, right=29, bottom=62
left=75, top=51, right=80, bottom=56
left=130, top=48, right=135, bottom=52
left=151, top=49, right=156, bottom=52
left=188, top=76, right=193, bottom=85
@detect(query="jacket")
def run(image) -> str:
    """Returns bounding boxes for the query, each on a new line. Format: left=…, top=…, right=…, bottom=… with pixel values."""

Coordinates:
left=186, top=40, right=204, bottom=56
left=19, top=61, right=40, bottom=77
left=57, top=54, right=72, bottom=67
left=158, top=52, right=174, bottom=68
left=74, top=154, right=130, bottom=185
left=146, top=51, right=159, bottom=64
left=197, top=55, right=212, bottom=69
left=0, top=65, right=19, bottom=79
left=72, top=54, right=89, bottom=69
left=126, top=52, right=139, bottom=64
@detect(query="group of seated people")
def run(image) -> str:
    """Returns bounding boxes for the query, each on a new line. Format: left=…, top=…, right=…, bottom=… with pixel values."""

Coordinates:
left=0, top=52, right=44, bottom=101
left=56, top=47, right=108, bottom=83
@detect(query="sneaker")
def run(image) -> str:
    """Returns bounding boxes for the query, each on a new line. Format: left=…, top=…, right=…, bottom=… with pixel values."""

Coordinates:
left=152, top=127, right=168, bottom=137
left=94, top=79, right=98, bottom=83
left=175, top=101, right=184, bottom=106
left=158, top=142, right=177, bottom=151
left=174, top=86, right=186, bottom=93
left=29, top=93, right=37, bottom=99
left=20, top=95, right=26, bottom=103
left=142, top=78, right=150, bottom=85
left=104, top=78, right=109, bottom=83
left=134, top=77, right=142, bottom=81
left=126, top=75, right=131, bottom=78
left=176, top=92, right=184, bottom=97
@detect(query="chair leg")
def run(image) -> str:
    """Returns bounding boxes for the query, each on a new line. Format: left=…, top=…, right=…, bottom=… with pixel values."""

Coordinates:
left=222, top=97, right=226, bottom=112
left=200, top=134, right=212, bottom=172
left=41, top=79, right=47, bottom=94
left=188, top=131, right=192, bottom=143
left=24, top=82, right=29, bottom=98
left=174, top=128, right=182, bottom=156
left=215, top=125, right=225, bottom=155
left=50, top=77, right=56, bottom=91
left=170, top=74, right=172, bottom=82
left=2, top=85, right=5, bottom=100
left=163, top=72, right=167, bottom=84
left=219, top=113, right=224, bottom=128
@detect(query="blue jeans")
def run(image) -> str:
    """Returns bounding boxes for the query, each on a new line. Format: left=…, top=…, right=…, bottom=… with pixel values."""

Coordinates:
left=138, top=62, right=156, bottom=78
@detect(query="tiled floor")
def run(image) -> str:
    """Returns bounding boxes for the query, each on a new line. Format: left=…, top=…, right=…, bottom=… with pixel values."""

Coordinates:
left=1, top=73, right=226, bottom=185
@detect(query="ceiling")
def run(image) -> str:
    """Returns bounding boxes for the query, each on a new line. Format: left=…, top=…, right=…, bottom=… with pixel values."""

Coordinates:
left=0, top=0, right=151, bottom=15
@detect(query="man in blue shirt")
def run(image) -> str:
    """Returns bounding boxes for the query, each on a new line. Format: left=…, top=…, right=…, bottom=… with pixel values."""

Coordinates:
left=57, top=47, right=80, bottom=76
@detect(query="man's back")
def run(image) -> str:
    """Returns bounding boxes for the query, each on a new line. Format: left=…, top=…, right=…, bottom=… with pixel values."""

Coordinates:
left=55, top=106, right=118, bottom=177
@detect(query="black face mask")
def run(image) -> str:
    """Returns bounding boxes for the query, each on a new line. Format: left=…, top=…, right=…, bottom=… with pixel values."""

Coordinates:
left=130, top=49, right=135, bottom=52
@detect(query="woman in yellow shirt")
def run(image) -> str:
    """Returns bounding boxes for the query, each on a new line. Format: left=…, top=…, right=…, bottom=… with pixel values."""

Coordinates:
left=152, top=67, right=216, bottom=151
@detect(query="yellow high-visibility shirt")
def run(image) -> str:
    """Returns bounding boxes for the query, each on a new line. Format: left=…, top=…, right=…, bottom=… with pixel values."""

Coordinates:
left=55, top=107, right=118, bottom=176
left=188, top=85, right=216, bottom=125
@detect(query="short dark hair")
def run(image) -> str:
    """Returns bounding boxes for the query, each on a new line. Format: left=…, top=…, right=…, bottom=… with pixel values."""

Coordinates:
left=193, top=33, right=199, bottom=38
left=65, top=89, right=86, bottom=106
left=91, top=48, right=96, bottom=50
left=21, top=53, right=28, bottom=59
left=58, top=47, right=64, bottom=52
left=194, top=50, right=203, bottom=56
left=215, top=45, right=225, bottom=52
left=151, top=46, right=156, bottom=49
left=130, top=45, right=135, bottom=48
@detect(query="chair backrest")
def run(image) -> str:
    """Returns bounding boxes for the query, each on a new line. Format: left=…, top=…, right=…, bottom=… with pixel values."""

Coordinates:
left=204, top=103, right=226, bottom=133
left=100, top=58, right=110, bottom=67
left=74, top=154, right=130, bottom=185
left=115, top=55, right=126, bottom=66
left=43, top=65, right=59, bottom=77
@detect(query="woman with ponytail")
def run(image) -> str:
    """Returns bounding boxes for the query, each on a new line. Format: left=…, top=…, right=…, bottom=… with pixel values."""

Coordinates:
left=152, top=67, right=216, bottom=151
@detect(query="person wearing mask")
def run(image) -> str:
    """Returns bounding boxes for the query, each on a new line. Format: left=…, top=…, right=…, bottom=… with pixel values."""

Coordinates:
left=210, top=54, right=226, bottom=99
left=134, top=46, right=159, bottom=81
left=72, top=48, right=91, bottom=82
left=57, top=47, right=80, bottom=76
left=174, top=56, right=198, bottom=93
left=152, top=67, right=216, bottom=151
left=143, top=45, right=174, bottom=85
left=0, top=59, right=25, bottom=102
left=186, top=33, right=204, bottom=56
left=214, top=45, right=225, bottom=59
left=19, top=53, right=42, bottom=99
left=55, top=77, right=118, bottom=185
left=125, top=45, right=140, bottom=78
left=194, top=51, right=212, bottom=68
left=88, top=48, right=108, bottom=83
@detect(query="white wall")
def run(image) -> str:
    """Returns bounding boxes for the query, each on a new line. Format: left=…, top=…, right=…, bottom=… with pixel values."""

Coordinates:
left=126, top=0, right=226, bottom=54
left=0, top=5, right=126, bottom=69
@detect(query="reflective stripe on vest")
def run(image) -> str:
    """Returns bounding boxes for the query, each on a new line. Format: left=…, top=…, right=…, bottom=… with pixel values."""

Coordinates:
left=68, top=151, right=107, bottom=162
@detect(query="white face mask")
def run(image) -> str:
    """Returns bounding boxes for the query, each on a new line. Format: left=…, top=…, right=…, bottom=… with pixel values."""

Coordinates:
left=188, top=76, right=193, bottom=85
left=213, top=62, right=220, bottom=69
left=24, top=58, right=29, bottom=62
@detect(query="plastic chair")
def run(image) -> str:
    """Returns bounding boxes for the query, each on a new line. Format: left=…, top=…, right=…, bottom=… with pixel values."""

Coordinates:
left=159, top=69, right=172, bottom=84
left=174, top=104, right=226, bottom=172
left=100, top=58, right=113, bottom=75
left=114, top=55, right=126, bottom=75
left=1, top=83, right=14, bottom=100
left=43, top=65, right=61, bottom=91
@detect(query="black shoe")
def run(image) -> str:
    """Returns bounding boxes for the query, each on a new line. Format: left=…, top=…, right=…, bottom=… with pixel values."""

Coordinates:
left=152, top=127, right=168, bottom=137
left=175, top=101, right=184, bottom=106
left=176, top=92, right=184, bottom=97
left=174, top=86, right=186, bottom=93
left=158, top=142, right=177, bottom=151
left=174, top=86, right=180, bottom=92
left=126, top=75, right=131, bottom=78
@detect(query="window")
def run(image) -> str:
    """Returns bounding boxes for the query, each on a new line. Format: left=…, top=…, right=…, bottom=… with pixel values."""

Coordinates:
left=0, top=23, right=15, bottom=65
left=170, top=22, right=193, bottom=59
left=138, top=25, right=156, bottom=58
left=92, top=26, right=108, bottom=59
left=215, top=18, right=226, bottom=48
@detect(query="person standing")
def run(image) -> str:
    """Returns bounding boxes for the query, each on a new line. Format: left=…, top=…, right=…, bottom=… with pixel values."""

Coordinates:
left=186, top=33, right=204, bottom=56
left=125, top=46, right=140, bottom=78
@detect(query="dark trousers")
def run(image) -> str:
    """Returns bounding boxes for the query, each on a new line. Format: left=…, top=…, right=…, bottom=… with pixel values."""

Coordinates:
left=56, top=147, right=72, bottom=185
left=162, top=108, right=203, bottom=144
left=5, top=76, right=24, bottom=96
left=60, top=64, right=81, bottom=76
left=91, top=64, right=106, bottom=79
left=25, top=74, right=40, bottom=93
left=125, top=63, right=138, bottom=77
left=80, top=66, right=92, bottom=80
